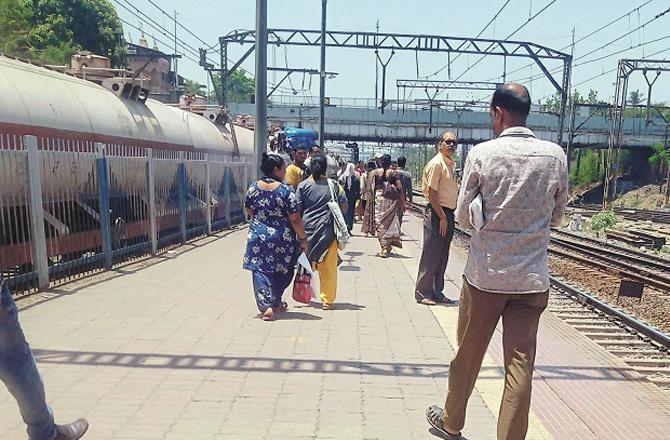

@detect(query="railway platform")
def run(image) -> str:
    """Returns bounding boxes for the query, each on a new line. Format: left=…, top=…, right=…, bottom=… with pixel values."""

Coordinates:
left=1, top=214, right=669, bottom=439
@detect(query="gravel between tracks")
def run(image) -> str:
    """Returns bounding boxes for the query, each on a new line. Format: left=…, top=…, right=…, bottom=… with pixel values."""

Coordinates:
left=452, top=232, right=670, bottom=334
left=549, top=256, right=670, bottom=334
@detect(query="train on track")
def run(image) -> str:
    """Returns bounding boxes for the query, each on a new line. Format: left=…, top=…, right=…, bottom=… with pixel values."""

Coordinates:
left=0, top=55, right=255, bottom=285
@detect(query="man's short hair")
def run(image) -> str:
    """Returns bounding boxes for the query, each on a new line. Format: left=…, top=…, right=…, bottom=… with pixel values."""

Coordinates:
left=397, top=156, right=407, bottom=167
left=491, top=84, right=531, bottom=117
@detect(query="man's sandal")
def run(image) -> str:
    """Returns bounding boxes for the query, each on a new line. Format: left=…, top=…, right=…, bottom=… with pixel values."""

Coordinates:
left=426, top=405, right=462, bottom=439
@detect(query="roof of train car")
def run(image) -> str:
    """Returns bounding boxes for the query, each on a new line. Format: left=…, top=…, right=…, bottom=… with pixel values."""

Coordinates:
left=0, top=56, right=252, bottom=153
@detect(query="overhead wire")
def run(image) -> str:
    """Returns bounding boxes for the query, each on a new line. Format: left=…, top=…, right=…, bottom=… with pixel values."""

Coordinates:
left=141, top=1, right=283, bottom=88
left=511, top=4, right=670, bottom=84
left=558, top=43, right=670, bottom=91
left=447, top=0, right=559, bottom=86
left=485, top=0, right=657, bottom=82
left=118, top=17, right=201, bottom=66
left=113, top=0, right=218, bottom=66
left=424, top=0, right=513, bottom=79
left=115, top=3, right=293, bottom=93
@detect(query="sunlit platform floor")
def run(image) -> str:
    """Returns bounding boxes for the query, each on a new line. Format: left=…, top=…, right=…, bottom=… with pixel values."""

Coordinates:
left=1, top=214, right=669, bottom=439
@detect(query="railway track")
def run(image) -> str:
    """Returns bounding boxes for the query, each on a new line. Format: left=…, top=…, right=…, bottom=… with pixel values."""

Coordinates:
left=549, top=230, right=670, bottom=292
left=408, top=194, right=670, bottom=389
left=550, top=278, right=670, bottom=390
left=411, top=192, right=670, bottom=292
left=569, top=204, right=670, bottom=225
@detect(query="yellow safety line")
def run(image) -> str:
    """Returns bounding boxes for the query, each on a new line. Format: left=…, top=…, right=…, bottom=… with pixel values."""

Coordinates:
left=396, top=245, right=553, bottom=439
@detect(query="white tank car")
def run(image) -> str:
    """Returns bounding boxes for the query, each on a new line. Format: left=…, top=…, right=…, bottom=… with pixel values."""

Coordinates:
left=0, top=56, right=254, bottom=197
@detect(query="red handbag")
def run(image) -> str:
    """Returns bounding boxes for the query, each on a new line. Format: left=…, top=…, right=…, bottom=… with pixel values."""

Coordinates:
left=292, top=268, right=312, bottom=304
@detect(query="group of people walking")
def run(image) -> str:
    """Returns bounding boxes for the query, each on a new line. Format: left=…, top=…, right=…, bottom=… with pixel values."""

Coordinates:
left=243, top=152, right=347, bottom=319
left=0, top=82, right=567, bottom=440
left=243, top=141, right=417, bottom=319
left=243, top=82, right=569, bottom=440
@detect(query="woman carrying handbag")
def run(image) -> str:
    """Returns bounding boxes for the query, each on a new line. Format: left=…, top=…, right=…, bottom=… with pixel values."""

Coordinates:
left=296, top=155, right=349, bottom=310
left=243, top=153, right=309, bottom=321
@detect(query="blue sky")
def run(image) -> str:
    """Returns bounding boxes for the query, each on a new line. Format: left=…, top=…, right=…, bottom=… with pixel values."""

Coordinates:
left=116, top=0, right=670, bottom=105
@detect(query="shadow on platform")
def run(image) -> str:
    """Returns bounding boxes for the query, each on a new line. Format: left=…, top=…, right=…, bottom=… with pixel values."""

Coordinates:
left=31, top=348, right=645, bottom=382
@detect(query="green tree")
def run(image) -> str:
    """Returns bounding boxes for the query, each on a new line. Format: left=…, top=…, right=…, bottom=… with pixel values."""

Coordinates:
left=184, top=79, right=205, bottom=95
left=0, top=0, right=33, bottom=58
left=541, top=89, right=606, bottom=113
left=570, top=149, right=603, bottom=187
left=628, top=89, right=644, bottom=106
left=650, top=140, right=670, bottom=201
left=212, top=69, right=256, bottom=103
left=0, top=0, right=124, bottom=65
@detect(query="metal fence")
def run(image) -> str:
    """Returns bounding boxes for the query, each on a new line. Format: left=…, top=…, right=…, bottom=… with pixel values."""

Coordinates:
left=0, top=135, right=249, bottom=295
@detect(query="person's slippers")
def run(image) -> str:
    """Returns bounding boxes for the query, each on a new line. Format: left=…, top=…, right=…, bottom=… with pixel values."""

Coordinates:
left=417, top=298, right=437, bottom=306
left=426, top=405, right=462, bottom=439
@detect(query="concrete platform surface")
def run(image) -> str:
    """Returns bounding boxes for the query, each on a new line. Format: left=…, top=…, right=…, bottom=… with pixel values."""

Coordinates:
left=0, top=213, right=668, bottom=439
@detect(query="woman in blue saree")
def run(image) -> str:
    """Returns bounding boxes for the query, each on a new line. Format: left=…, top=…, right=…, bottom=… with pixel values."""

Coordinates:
left=243, top=153, right=308, bottom=321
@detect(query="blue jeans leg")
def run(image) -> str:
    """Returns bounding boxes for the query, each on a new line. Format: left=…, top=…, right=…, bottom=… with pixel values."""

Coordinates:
left=0, top=280, right=56, bottom=440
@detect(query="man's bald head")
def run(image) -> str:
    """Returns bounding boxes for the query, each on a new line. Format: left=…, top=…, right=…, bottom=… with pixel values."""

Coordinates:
left=491, top=83, right=531, bottom=118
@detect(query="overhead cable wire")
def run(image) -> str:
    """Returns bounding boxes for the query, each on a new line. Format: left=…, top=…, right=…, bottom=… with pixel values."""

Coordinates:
left=447, top=0, right=559, bottom=85
left=113, top=0, right=217, bottom=66
left=489, top=0, right=656, bottom=81
left=424, top=0, right=513, bottom=79
left=536, top=43, right=670, bottom=101
left=512, top=4, right=670, bottom=84
left=118, top=17, right=201, bottom=66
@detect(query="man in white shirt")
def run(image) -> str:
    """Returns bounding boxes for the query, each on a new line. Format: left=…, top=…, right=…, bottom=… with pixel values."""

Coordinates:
left=426, top=83, right=568, bottom=440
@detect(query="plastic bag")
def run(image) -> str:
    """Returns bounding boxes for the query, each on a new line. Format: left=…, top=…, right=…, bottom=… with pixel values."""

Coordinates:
left=309, top=270, right=320, bottom=299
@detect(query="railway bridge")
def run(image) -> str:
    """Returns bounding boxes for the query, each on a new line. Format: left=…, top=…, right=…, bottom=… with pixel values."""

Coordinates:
left=231, top=100, right=668, bottom=148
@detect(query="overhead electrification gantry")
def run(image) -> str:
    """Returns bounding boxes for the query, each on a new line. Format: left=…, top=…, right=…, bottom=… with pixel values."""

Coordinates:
left=215, top=28, right=572, bottom=145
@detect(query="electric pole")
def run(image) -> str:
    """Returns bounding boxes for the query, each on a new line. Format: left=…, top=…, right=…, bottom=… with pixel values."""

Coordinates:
left=374, top=20, right=379, bottom=105
left=254, top=0, right=268, bottom=180
left=174, top=10, right=178, bottom=97
left=319, top=0, right=327, bottom=150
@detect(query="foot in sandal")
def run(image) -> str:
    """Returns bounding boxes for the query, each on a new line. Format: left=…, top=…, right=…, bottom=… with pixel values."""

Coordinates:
left=426, top=405, right=462, bottom=439
left=260, top=308, right=274, bottom=321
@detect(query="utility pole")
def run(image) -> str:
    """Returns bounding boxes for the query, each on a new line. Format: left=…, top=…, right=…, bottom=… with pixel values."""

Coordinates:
left=174, top=10, right=178, bottom=98
left=565, top=28, right=576, bottom=176
left=374, top=20, right=379, bottom=105
left=319, top=0, right=327, bottom=150
left=664, top=124, right=670, bottom=204
left=254, top=0, right=268, bottom=180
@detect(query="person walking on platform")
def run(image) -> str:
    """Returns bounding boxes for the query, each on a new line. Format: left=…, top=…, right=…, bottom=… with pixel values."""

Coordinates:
left=414, top=131, right=459, bottom=306
left=243, top=153, right=309, bottom=321
left=425, top=84, right=568, bottom=440
left=360, top=161, right=377, bottom=236
left=395, top=156, right=413, bottom=234
left=285, top=144, right=310, bottom=190
left=338, top=162, right=360, bottom=233
left=296, top=155, right=348, bottom=310
left=370, top=154, right=405, bottom=258
left=0, top=267, right=89, bottom=440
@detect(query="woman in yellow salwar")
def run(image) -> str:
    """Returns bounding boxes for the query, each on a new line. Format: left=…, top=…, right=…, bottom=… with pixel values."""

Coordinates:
left=296, top=155, right=348, bottom=310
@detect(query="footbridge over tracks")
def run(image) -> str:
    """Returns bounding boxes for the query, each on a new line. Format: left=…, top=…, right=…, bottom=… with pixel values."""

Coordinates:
left=230, top=101, right=667, bottom=148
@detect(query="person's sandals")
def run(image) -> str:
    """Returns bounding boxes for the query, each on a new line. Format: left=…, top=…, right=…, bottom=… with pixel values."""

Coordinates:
left=276, top=301, right=288, bottom=313
left=417, top=298, right=437, bottom=306
left=322, top=303, right=334, bottom=310
left=434, top=296, right=456, bottom=305
left=260, top=308, right=274, bottom=321
left=377, top=250, right=389, bottom=258
left=426, top=405, right=462, bottom=439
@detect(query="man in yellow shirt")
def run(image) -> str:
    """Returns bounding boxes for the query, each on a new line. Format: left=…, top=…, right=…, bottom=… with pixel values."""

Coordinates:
left=415, top=130, right=459, bottom=306
left=285, top=144, right=309, bottom=190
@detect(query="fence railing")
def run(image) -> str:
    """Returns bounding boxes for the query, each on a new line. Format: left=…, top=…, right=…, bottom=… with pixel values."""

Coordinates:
left=0, top=135, right=249, bottom=295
